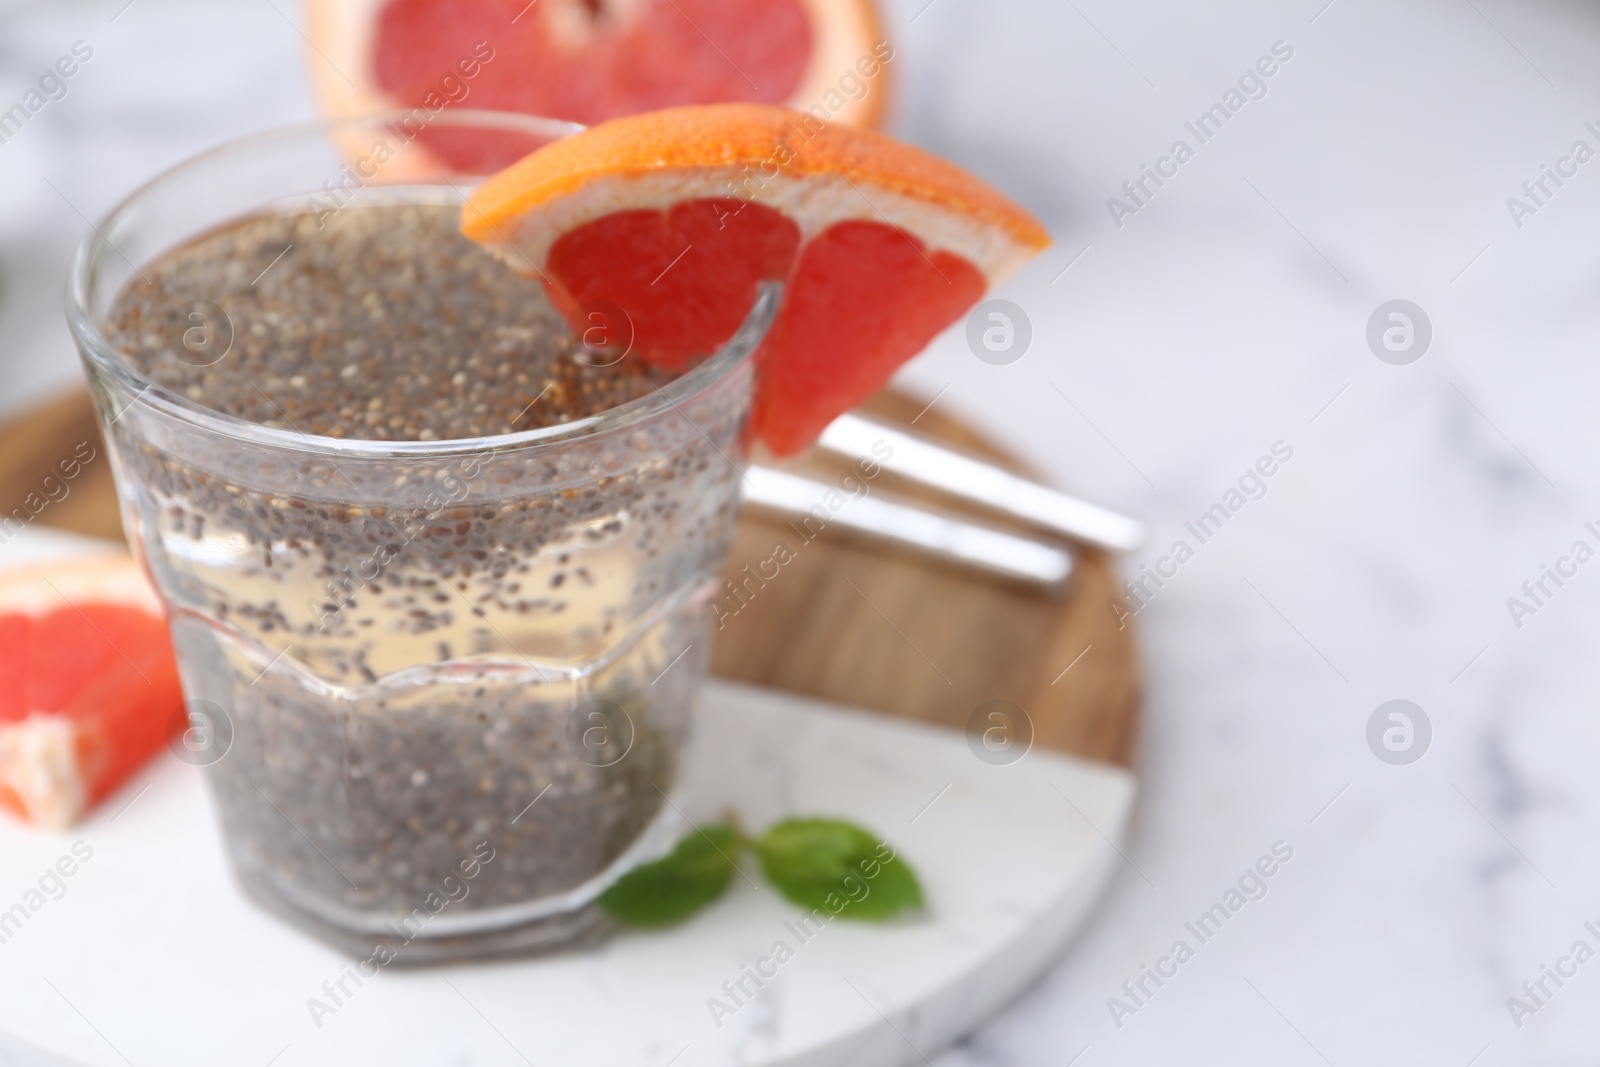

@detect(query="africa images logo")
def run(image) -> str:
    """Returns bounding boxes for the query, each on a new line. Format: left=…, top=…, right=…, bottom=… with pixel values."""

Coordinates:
left=1106, top=40, right=1294, bottom=229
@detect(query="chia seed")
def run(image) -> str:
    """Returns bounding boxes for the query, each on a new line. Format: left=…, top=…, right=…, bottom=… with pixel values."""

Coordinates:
left=106, top=200, right=677, bottom=439
left=98, top=195, right=751, bottom=958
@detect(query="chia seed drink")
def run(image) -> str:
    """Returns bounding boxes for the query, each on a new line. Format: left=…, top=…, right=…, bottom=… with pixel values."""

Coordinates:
left=67, top=116, right=775, bottom=960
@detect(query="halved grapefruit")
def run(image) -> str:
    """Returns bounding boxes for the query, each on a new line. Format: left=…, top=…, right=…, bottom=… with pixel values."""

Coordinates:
left=305, top=0, right=891, bottom=172
left=462, top=103, right=1051, bottom=454
left=0, top=557, right=183, bottom=828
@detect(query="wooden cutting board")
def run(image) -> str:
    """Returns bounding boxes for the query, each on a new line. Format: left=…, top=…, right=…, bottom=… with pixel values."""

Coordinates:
left=0, top=387, right=1139, bottom=768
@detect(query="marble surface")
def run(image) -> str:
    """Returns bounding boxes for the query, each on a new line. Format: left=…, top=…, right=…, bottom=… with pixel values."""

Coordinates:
left=4, top=0, right=1600, bottom=1063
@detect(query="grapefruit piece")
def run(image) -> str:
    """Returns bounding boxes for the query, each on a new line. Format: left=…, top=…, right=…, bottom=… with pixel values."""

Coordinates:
left=462, top=103, right=1051, bottom=454
left=0, top=557, right=183, bottom=828
left=305, top=0, right=891, bottom=172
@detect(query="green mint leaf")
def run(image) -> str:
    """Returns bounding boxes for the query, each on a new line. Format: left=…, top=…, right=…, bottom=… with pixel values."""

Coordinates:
left=755, top=818, right=922, bottom=921
left=598, top=824, right=740, bottom=927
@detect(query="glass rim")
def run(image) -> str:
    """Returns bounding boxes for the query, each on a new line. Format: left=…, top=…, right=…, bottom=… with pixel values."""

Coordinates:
left=66, top=109, right=778, bottom=460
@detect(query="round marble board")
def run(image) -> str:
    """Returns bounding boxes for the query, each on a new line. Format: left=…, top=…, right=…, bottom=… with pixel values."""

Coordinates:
left=0, top=389, right=1141, bottom=1066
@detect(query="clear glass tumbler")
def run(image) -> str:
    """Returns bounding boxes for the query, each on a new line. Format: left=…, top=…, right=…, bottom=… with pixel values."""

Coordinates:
left=66, top=113, right=775, bottom=960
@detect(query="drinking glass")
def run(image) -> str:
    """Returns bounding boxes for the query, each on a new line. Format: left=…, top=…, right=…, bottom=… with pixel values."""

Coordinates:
left=67, top=112, right=776, bottom=959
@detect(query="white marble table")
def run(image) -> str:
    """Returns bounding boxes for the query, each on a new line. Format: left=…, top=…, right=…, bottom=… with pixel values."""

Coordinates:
left=5, top=0, right=1600, bottom=1063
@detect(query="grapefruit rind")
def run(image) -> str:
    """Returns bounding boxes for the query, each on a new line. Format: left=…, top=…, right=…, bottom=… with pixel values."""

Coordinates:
left=463, top=103, right=1051, bottom=286
left=0, top=556, right=164, bottom=619
left=0, top=717, right=83, bottom=830
left=303, top=0, right=390, bottom=131
left=786, top=0, right=890, bottom=129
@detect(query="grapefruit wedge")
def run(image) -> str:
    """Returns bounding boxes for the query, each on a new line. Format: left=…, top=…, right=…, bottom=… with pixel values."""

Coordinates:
left=0, top=557, right=183, bottom=828
left=462, top=103, right=1051, bottom=454
left=306, top=0, right=891, bottom=171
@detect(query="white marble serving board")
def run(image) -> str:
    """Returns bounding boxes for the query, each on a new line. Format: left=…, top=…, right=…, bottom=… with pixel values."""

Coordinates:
left=0, top=528, right=1135, bottom=1067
